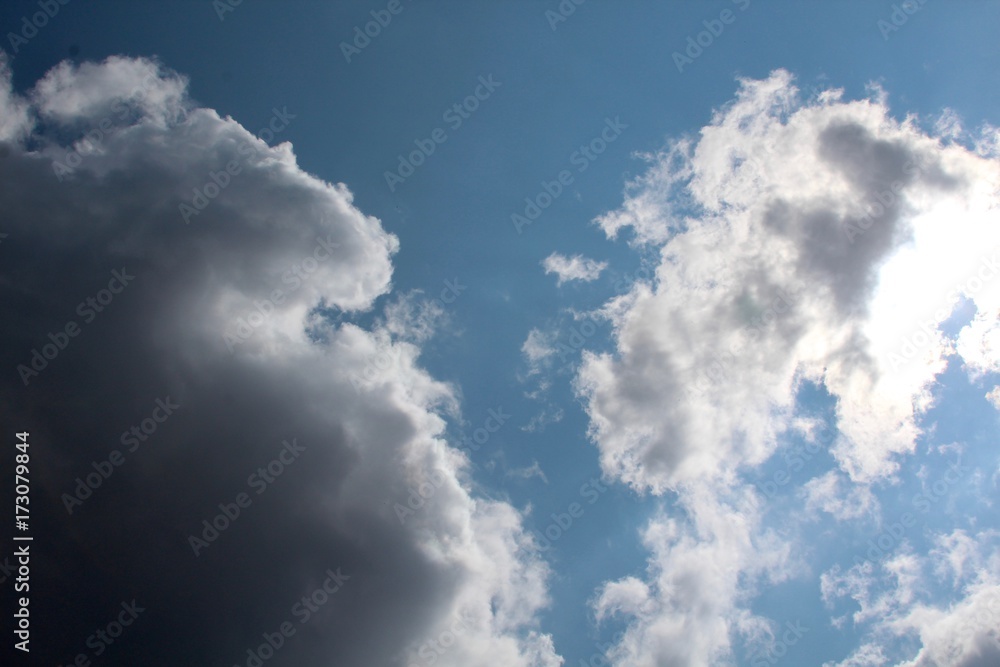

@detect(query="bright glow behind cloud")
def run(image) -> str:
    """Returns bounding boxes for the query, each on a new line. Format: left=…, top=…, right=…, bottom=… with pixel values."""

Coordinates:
left=581, top=69, right=1000, bottom=492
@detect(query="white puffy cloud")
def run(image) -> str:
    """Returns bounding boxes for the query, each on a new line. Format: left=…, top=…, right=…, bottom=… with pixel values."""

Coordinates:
left=542, top=252, right=608, bottom=286
left=802, top=470, right=878, bottom=522
left=0, top=54, right=559, bottom=667
left=31, top=55, right=189, bottom=125
left=956, top=307, right=1000, bottom=379
left=0, top=53, right=30, bottom=141
left=581, top=70, right=1000, bottom=666
left=522, top=327, right=558, bottom=365
left=579, top=69, right=1000, bottom=493
left=822, top=531, right=1000, bottom=667
left=986, top=386, right=1000, bottom=411
left=593, top=482, right=794, bottom=667
left=380, top=290, right=450, bottom=344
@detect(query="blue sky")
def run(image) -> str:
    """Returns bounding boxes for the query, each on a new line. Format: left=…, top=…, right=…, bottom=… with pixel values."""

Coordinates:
left=2, top=2, right=1000, bottom=666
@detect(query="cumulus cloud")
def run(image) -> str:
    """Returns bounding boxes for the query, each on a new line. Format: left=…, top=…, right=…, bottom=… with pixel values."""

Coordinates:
left=594, top=482, right=793, bottom=667
left=986, top=386, right=1000, bottom=410
left=542, top=252, right=608, bottom=286
left=956, top=307, right=1000, bottom=379
left=822, top=531, right=1000, bottom=667
left=380, top=290, right=450, bottom=344
left=522, top=327, right=558, bottom=365
left=579, top=69, right=1000, bottom=492
left=0, top=54, right=30, bottom=141
left=0, top=55, right=559, bottom=667
left=801, top=470, right=878, bottom=522
left=580, top=70, right=1000, bottom=666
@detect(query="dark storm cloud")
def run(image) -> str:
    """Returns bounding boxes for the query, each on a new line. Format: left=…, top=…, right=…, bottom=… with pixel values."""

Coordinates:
left=0, top=54, right=557, bottom=667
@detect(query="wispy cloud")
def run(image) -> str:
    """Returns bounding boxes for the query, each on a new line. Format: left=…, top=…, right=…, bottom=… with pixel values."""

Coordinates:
left=542, top=252, right=608, bottom=286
